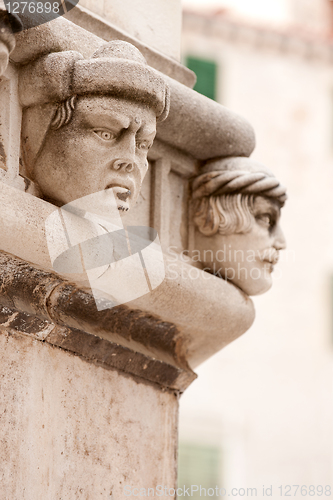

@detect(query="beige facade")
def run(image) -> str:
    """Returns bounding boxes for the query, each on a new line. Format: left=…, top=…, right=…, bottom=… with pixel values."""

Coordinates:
left=180, top=5, right=333, bottom=489
left=74, top=0, right=182, bottom=60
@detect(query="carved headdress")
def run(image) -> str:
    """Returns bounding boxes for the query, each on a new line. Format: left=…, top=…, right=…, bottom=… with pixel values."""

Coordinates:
left=19, top=40, right=170, bottom=172
left=192, top=156, right=287, bottom=236
left=192, top=156, right=287, bottom=206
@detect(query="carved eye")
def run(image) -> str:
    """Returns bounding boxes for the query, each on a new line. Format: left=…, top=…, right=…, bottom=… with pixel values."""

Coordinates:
left=136, top=140, right=151, bottom=151
left=94, top=130, right=116, bottom=141
left=256, top=213, right=274, bottom=227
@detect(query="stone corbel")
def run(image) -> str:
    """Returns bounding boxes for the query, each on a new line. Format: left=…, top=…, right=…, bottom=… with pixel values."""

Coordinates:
left=0, top=16, right=264, bottom=369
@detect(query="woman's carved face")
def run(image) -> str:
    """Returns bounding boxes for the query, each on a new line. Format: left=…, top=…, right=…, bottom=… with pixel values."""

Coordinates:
left=194, top=196, right=286, bottom=295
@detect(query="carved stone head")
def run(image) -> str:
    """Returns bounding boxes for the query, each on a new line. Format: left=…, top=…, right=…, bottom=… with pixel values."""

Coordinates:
left=19, top=41, right=170, bottom=210
left=192, top=157, right=287, bottom=295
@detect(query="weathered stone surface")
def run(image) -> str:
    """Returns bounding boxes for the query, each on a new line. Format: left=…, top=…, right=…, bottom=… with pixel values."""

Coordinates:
left=11, top=16, right=103, bottom=63
left=0, top=329, right=178, bottom=497
left=0, top=249, right=255, bottom=369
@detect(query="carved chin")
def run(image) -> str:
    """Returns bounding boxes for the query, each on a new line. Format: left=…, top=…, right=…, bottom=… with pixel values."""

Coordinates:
left=236, top=274, right=273, bottom=296
left=210, top=263, right=274, bottom=296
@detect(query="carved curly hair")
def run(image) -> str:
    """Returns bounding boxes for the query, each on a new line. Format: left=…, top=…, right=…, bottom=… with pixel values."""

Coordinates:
left=192, top=157, right=287, bottom=237
left=50, top=96, right=77, bottom=130
left=193, top=193, right=255, bottom=237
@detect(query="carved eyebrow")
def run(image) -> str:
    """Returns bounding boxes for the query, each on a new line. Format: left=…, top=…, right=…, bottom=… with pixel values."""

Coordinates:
left=136, top=127, right=156, bottom=139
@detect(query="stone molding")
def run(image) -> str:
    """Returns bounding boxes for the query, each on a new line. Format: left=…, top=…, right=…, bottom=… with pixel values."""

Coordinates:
left=0, top=252, right=196, bottom=391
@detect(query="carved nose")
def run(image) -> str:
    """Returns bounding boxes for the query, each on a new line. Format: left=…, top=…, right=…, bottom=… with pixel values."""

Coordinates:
left=112, top=159, right=135, bottom=173
left=273, top=225, right=287, bottom=251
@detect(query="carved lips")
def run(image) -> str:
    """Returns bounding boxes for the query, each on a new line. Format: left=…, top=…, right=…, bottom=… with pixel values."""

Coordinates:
left=258, top=248, right=280, bottom=272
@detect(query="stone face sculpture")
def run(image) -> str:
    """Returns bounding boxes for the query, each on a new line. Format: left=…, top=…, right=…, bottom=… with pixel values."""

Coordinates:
left=18, top=40, right=170, bottom=210
left=192, top=157, right=287, bottom=295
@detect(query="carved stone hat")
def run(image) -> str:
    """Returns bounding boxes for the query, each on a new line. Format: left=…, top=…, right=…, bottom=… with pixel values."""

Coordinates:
left=19, top=40, right=170, bottom=174
left=19, top=40, right=170, bottom=121
left=192, top=156, right=287, bottom=206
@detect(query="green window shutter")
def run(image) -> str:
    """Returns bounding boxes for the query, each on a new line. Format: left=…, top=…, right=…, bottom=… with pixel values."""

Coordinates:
left=186, top=56, right=217, bottom=101
left=178, top=442, right=221, bottom=498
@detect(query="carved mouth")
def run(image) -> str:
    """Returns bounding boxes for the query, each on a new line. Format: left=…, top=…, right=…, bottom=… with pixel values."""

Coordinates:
left=258, top=249, right=279, bottom=272
left=260, top=249, right=279, bottom=273
left=259, top=249, right=279, bottom=264
left=106, top=184, right=133, bottom=212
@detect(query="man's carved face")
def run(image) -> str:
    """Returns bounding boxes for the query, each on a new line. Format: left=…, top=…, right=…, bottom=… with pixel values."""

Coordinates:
left=32, top=96, right=157, bottom=210
left=195, top=196, right=286, bottom=295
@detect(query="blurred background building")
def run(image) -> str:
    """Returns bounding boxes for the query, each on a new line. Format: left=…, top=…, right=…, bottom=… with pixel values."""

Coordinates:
left=178, top=0, right=333, bottom=495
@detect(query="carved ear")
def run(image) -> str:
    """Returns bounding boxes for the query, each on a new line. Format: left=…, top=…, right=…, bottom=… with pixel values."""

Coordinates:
left=21, top=104, right=56, bottom=177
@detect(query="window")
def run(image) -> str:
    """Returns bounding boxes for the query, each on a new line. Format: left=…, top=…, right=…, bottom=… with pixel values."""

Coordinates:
left=186, top=56, right=217, bottom=101
left=178, top=442, right=222, bottom=498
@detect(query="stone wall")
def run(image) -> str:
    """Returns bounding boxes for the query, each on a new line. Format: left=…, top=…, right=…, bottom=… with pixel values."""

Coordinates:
left=0, top=327, right=178, bottom=497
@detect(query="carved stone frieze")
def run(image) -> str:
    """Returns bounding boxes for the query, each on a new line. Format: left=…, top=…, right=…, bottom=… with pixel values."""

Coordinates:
left=192, top=156, right=287, bottom=295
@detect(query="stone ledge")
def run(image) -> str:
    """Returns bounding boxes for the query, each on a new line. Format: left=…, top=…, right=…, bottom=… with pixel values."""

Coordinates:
left=0, top=252, right=188, bottom=367
left=0, top=301, right=196, bottom=393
